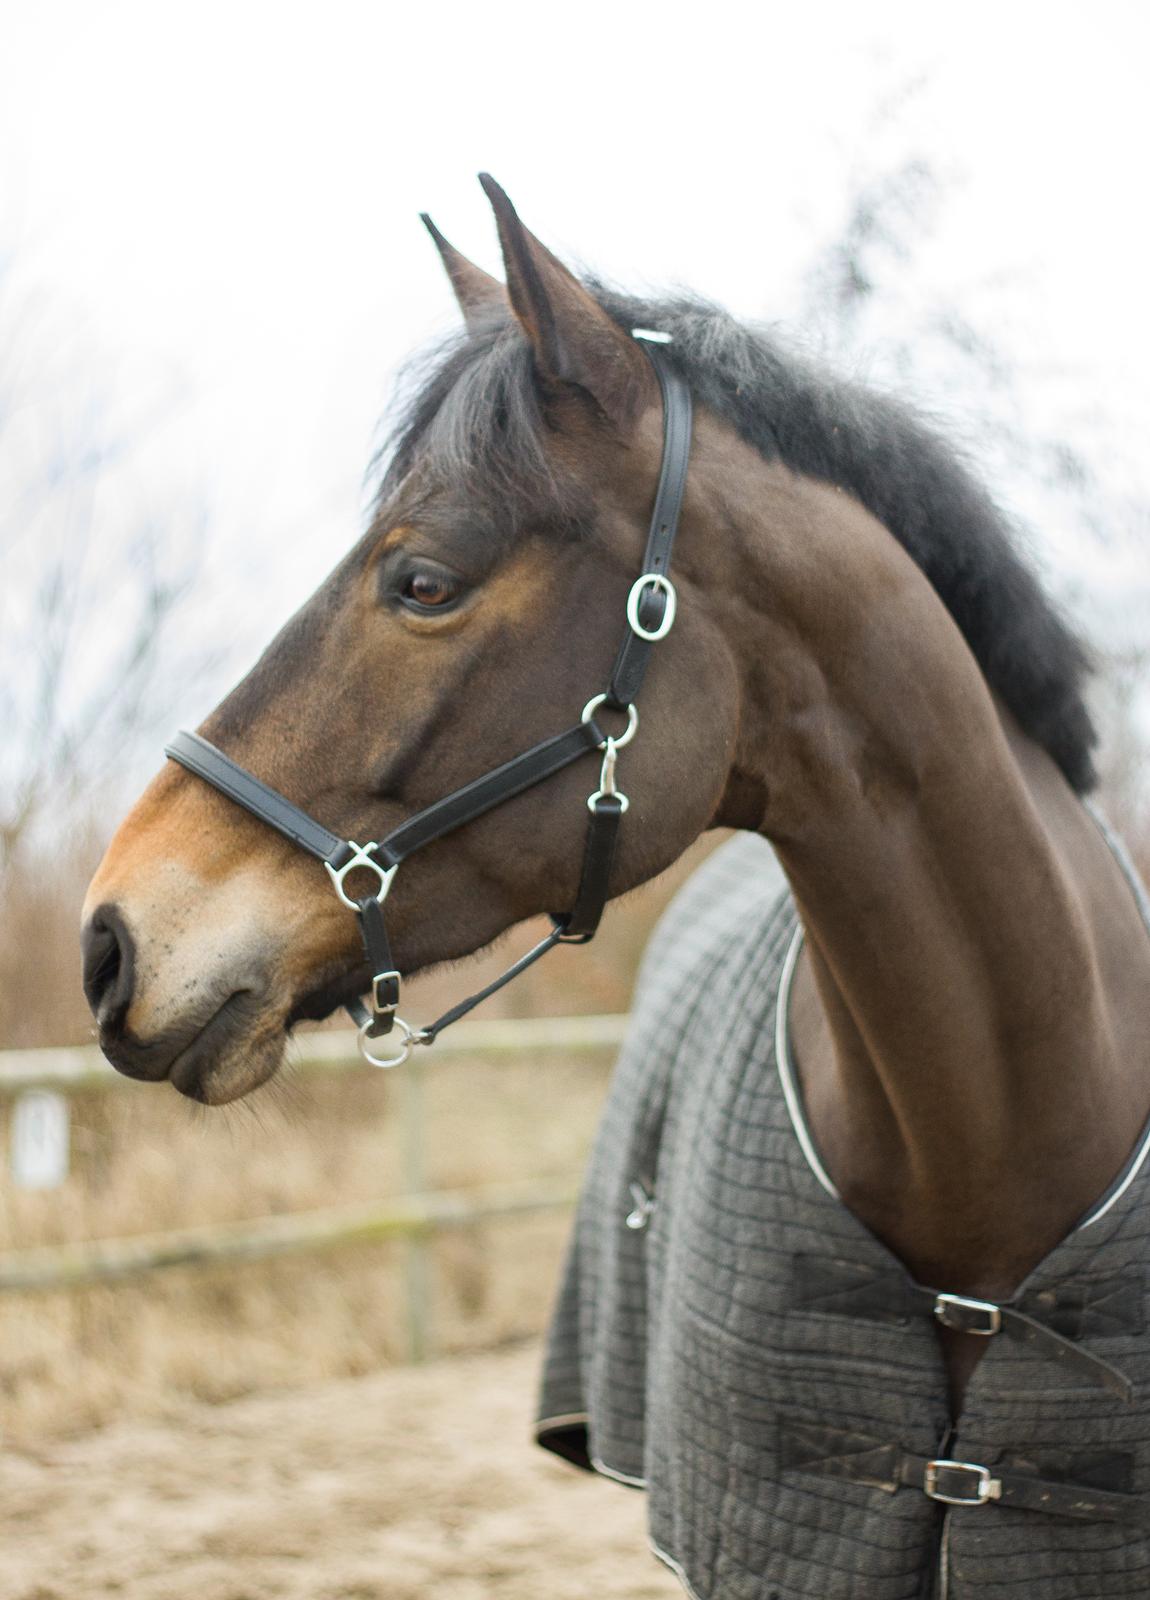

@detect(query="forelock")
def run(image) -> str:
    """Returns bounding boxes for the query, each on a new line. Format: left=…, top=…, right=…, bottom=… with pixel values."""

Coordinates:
left=375, top=319, right=585, bottom=531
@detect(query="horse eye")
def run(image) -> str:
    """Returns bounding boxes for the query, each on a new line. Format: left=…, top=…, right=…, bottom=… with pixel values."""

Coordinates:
left=398, top=569, right=462, bottom=612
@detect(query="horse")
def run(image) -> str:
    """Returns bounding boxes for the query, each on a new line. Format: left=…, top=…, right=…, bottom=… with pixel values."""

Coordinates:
left=81, top=176, right=1150, bottom=1598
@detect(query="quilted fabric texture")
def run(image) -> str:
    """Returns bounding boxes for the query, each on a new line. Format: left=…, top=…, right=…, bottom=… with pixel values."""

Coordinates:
left=537, top=828, right=1150, bottom=1599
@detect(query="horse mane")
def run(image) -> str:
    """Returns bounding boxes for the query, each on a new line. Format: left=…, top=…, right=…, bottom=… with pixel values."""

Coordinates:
left=379, top=286, right=1098, bottom=794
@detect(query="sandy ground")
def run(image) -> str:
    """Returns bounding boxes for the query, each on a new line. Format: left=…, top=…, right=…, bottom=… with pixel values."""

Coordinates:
left=0, top=1342, right=681, bottom=1600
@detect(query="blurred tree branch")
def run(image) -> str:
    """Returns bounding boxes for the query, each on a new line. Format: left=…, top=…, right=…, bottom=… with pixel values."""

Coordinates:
left=794, top=138, right=1149, bottom=816
left=0, top=263, right=211, bottom=881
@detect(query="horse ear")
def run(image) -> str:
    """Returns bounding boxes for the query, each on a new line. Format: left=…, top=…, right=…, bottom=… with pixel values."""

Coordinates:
left=477, top=173, right=654, bottom=430
left=420, top=213, right=508, bottom=333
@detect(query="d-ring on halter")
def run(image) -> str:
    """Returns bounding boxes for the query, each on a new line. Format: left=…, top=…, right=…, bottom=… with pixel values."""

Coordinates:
left=164, top=337, right=693, bottom=1069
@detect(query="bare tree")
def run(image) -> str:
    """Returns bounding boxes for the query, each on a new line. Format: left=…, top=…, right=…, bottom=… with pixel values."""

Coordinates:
left=0, top=267, right=211, bottom=882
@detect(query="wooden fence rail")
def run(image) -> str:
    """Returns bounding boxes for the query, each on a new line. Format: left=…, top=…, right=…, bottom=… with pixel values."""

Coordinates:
left=0, top=1176, right=579, bottom=1293
left=0, top=1013, right=627, bottom=1358
left=0, top=1012, right=630, bottom=1095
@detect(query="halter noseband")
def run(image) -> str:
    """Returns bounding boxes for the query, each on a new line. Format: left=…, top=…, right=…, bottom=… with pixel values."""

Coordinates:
left=165, top=335, right=692, bottom=1067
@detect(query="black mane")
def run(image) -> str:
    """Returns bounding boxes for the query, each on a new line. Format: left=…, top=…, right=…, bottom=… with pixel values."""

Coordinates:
left=380, top=287, right=1097, bottom=793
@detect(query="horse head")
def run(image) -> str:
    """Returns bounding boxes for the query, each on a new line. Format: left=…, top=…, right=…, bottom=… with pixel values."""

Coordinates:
left=81, top=177, right=742, bottom=1103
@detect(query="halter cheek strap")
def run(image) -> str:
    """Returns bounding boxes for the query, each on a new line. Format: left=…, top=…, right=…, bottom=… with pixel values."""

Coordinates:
left=164, top=337, right=693, bottom=1067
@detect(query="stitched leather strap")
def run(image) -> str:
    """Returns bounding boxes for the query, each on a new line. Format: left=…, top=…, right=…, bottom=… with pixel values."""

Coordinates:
left=379, top=719, right=604, bottom=865
left=897, top=1452, right=1150, bottom=1524
left=166, top=721, right=605, bottom=873
left=791, top=1254, right=1136, bottom=1401
left=356, top=896, right=399, bottom=1039
left=781, top=1420, right=1150, bottom=1525
left=559, top=795, right=625, bottom=941
left=923, top=1286, right=1134, bottom=1402
left=415, top=923, right=568, bottom=1043
left=606, top=347, right=693, bottom=710
left=165, top=732, right=346, bottom=863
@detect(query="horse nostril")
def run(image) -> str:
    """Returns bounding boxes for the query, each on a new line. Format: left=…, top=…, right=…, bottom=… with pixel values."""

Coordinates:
left=82, top=904, right=136, bottom=1032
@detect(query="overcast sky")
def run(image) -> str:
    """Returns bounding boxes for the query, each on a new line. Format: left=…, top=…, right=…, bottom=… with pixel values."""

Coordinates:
left=1, top=0, right=1147, bottom=785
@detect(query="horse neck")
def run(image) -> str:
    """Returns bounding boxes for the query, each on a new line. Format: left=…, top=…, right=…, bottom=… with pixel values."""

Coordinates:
left=705, top=449, right=1150, bottom=1295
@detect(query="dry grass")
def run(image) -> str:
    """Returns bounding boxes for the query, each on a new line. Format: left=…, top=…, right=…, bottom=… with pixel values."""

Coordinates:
left=0, top=1049, right=615, bottom=1443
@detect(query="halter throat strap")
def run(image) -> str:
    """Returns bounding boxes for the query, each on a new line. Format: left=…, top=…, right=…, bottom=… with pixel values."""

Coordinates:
left=164, top=338, right=693, bottom=1066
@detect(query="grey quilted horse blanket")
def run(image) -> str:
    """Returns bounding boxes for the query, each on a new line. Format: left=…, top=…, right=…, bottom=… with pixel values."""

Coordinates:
left=537, top=827, right=1150, bottom=1600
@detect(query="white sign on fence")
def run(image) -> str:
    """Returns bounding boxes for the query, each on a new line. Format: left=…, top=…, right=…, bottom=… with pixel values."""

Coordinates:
left=9, top=1090, right=71, bottom=1190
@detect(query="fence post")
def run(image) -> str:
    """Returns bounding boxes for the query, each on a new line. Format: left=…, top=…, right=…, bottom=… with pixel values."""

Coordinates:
left=400, top=1051, right=430, bottom=1362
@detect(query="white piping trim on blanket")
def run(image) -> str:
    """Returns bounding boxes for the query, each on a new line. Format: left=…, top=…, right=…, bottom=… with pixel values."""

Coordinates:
left=591, top=1454, right=647, bottom=1488
left=1077, top=802, right=1150, bottom=1229
left=775, top=922, right=841, bottom=1202
left=776, top=806, right=1150, bottom=1232
left=937, top=1508, right=952, bottom=1600
left=1087, top=798, right=1150, bottom=936
left=537, top=1416, right=648, bottom=1491
left=535, top=1411, right=589, bottom=1433
left=1079, top=1114, right=1150, bottom=1229
left=649, top=1538, right=706, bottom=1600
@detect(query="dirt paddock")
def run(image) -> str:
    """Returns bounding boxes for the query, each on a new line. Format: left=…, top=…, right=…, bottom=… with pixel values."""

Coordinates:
left=0, top=1341, right=681, bottom=1600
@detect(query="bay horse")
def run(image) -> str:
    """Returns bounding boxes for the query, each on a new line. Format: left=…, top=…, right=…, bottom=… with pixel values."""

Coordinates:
left=82, top=177, right=1150, bottom=1597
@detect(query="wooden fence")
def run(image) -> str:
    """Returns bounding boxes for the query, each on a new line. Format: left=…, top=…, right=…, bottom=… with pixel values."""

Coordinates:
left=0, top=1013, right=629, bottom=1095
left=0, top=1014, right=628, bottom=1358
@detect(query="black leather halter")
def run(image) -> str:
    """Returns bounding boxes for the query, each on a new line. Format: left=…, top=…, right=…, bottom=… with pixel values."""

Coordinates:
left=165, top=335, right=692, bottom=1067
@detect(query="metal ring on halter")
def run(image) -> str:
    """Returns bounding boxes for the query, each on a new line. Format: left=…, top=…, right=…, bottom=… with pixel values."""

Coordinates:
left=325, top=844, right=397, bottom=911
left=626, top=573, right=677, bottom=642
left=581, top=694, right=639, bottom=749
left=357, top=1017, right=427, bottom=1069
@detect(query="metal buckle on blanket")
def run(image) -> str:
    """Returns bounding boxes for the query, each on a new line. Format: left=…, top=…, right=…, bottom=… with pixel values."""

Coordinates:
left=924, top=1459, right=1001, bottom=1506
left=933, top=1292, right=1002, bottom=1337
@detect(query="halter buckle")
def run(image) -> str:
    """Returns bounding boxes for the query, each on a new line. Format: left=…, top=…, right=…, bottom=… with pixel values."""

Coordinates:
left=325, top=843, right=397, bottom=911
left=371, top=969, right=400, bottom=1018
left=626, top=573, right=677, bottom=642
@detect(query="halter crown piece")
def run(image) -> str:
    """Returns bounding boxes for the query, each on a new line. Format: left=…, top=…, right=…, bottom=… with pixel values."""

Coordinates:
left=165, top=337, right=693, bottom=1067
